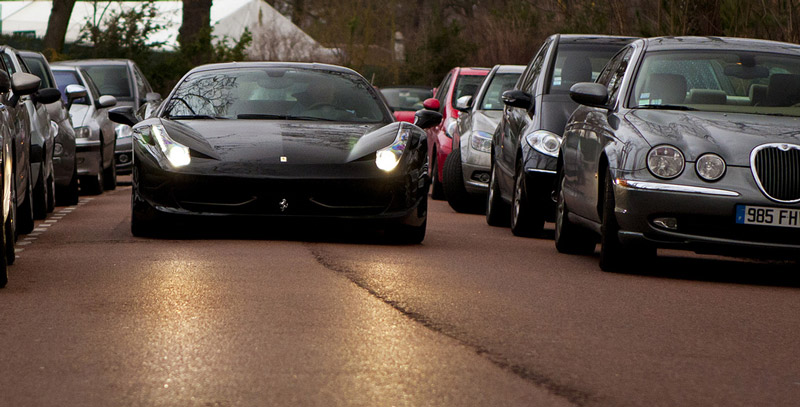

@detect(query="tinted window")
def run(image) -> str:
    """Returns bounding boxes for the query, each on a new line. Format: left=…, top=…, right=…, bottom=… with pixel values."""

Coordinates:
left=548, top=43, right=626, bottom=94
left=2, top=54, right=16, bottom=75
left=380, top=88, right=432, bottom=110
left=480, top=73, right=522, bottom=110
left=164, top=68, right=389, bottom=123
left=452, top=74, right=486, bottom=107
left=82, top=65, right=132, bottom=99
left=53, top=70, right=90, bottom=105
left=22, top=55, right=54, bottom=89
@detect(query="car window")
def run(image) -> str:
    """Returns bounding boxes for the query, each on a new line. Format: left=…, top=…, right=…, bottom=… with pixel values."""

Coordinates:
left=480, top=73, right=522, bottom=110
left=435, top=72, right=452, bottom=106
left=82, top=65, right=132, bottom=99
left=53, top=70, right=89, bottom=105
left=380, top=88, right=432, bottom=111
left=519, top=40, right=550, bottom=93
left=132, top=64, right=149, bottom=100
left=548, top=43, right=628, bottom=94
left=596, top=47, right=633, bottom=106
left=22, top=55, right=54, bottom=89
left=15, top=54, right=31, bottom=74
left=451, top=74, right=486, bottom=108
left=163, top=67, right=389, bottom=123
left=2, top=54, right=16, bottom=75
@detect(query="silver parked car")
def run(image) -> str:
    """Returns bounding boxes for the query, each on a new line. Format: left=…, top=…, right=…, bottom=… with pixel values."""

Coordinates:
left=51, top=65, right=117, bottom=194
left=443, top=65, right=524, bottom=212
left=557, top=36, right=800, bottom=271
left=56, top=59, right=159, bottom=175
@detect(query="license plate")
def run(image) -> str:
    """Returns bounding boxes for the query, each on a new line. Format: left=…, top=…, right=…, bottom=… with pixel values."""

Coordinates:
left=736, top=205, right=800, bottom=228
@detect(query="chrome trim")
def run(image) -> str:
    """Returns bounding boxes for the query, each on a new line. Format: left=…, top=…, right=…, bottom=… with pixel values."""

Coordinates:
left=749, top=143, right=800, bottom=204
left=525, top=168, right=556, bottom=174
left=75, top=139, right=101, bottom=147
left=616, top=179, right=740, bottom=197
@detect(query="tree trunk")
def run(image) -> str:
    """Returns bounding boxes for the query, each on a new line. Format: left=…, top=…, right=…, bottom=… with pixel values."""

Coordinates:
left=42, top=0, right=77, bottom=54
left=179, top=0, right=213, bottom=64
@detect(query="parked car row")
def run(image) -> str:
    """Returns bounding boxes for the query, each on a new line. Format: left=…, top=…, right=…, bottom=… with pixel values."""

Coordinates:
left=0, top=47, right=159, bottom=288
left=421, top=34, right=800, bottom=271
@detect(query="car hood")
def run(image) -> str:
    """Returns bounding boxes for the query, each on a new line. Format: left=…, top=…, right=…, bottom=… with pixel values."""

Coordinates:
left=160, top=119, right=398, bottom=169
left=68, top=104, right=92, bottom=127
left=625, top=110, right=800, bottom=166
left=471, top=110, right=502, bottom=134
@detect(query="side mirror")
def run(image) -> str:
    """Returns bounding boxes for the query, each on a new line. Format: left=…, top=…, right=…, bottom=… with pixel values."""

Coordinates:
left=97, top=95, right=117, bottom=109
left=11, top=72, right=41, bottom=96
left=414, top=109, right=443, bottom=130
left=65, top=84, right=88, bottom=109
left=34, top=88, right=62, bottom=105
left=455, top=95, right=473, bottom=112
left=0, top=71, right=10, bottom=93
left=422, top=98, right=440, bottom=111
left=108, top=106, right=139, bottom=127
left=569, top=82, right=609, bottom=108
left=501, top=90, right=533, bottom=110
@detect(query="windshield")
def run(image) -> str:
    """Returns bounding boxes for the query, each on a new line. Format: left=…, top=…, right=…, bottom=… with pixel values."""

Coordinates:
left=480, top=72, right=521, bottom=110
left=82, top=65, right=132, bottom=99
left=452, top=74, right=486, bottom=107
left=628, top=50, right=800, bottom=116
left=380, top=87, right=432, bottom=111
left=163, top=67, right=389, bottom=123
left=22, top=56, right=54, bottom=89
left=548, top=43, right=625, bottom=94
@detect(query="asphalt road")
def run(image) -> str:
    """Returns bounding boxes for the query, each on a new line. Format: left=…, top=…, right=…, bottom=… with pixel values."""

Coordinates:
left=1, top=183, right=798, bottom=406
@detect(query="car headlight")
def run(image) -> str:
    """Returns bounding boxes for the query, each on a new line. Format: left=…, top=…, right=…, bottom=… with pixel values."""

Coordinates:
left=444, top=119, right=457, bottom=139
left=470, top=131, right=492, bottom=153
left=647, top=145, right=684, bottom=179
left=136, top=124, right=191, bottom=168
left=376, top=126, right=410, bottom=172
left=696, top=153, right=725, bottom=181
left=525, top=130, right=561, bottom=157
left=115, top=124, right=132, bottom=139
left=74, top=126, right=90, bottom=139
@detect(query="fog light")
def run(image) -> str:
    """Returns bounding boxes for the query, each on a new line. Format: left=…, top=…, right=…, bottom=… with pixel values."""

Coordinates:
left=473, top=172, right=490, bottom=183
left=119, top=153, right=130, bottom=163
left=653, top=217, right=678, bottom=230
left=54, top=143, right=64, bottom=156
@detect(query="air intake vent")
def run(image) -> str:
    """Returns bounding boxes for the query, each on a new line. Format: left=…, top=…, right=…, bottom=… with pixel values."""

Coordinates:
left=751, top=143, right=800, bottom=203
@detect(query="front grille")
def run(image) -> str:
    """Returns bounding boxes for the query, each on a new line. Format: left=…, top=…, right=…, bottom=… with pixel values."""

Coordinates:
left=752, top=144, right=800, bottom=203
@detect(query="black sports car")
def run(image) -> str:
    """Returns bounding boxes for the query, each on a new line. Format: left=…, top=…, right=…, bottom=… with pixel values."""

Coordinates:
left=110, top=62, right=441, bottom=242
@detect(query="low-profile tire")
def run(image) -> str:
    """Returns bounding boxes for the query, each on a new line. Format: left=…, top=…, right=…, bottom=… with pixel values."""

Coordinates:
left=430, top=152, right=445, bottom=200
left=486, top=163, right=510, bottom=227
left=554, top=171, right=596, bottom=255
left=442, top=149, right=474, bottom=213
left=393, top=220, right=427, bottom=244
left=57, top=162, right=80, bottom=206
left=17, top=166, right=35, bottom=236
left=32, top=164, right=48, bottom=220
left=510, top=159, right=544, bottom=237
left=103, top=158, right=117, bottom=191
left=81, top=155, right=104, bottom=196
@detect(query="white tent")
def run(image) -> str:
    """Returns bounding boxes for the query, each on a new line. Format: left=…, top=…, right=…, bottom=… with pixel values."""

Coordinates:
left=0, top=0, right=336, bottom=61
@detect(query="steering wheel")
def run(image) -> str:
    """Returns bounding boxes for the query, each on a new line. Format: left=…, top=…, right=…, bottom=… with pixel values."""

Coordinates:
left=306, top=102, right=338, bottom=111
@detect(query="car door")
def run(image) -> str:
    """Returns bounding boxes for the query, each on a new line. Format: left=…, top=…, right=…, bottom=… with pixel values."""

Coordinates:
left=1, top=51, right=32, bottom=201
left=569, top=47, right=634, bottom=221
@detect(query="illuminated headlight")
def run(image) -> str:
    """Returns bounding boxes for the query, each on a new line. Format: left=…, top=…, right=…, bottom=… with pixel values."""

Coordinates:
left=376, top=126, right=410, bottom=172
left=74, top=126, right=90, bottom=139
left=525, top=130, right=561, bottom=157
left=696, top=153, right=726, bottom=181
left=445, top=119, right=457, bottom=139
left=470, top=131, right=492, bottom=153
left=115, top=124, right=132, bottom=139
left=150, top=125, right=191, bottom=168
left=647, top=145, right=684, bottom=179
left=54, top=143, right=64, bottom=156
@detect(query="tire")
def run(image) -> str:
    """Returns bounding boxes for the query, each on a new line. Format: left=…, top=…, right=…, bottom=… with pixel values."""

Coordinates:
left=510, top=159, right=544, bottom=237
left=6, top=177, right=16, bottom=266
left=17, top=165, right=35, bottom=236
left=46, top=159, right=55, bottom=213
left=430, top=151, right=445, bottom=200
left=442, top=149, right=473, bottom=213
left=554, top=171, right=596, bottom=254
left=0, top=216, right=7, bottom=288
left=81, top=154, right=104, bottom=196
left=32, top=164, right=48, bottom=219
left=486, top=163, right=510, bottom=227
left=103, top=157, right=117, bottom=191
left=57, top=163, right=80, bottom=206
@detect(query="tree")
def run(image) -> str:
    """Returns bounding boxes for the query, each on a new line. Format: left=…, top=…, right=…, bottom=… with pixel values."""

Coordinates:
left=179, top=0, right=213, bottom=65
left=43, top=0, right=77, bottom=55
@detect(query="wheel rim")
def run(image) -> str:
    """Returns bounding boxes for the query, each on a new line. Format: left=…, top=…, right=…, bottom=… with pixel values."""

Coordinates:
left=487, top=166, right=497, bottom=215
left=555, top=184, right=566, bottom=241
left=513, top=173, right=523, bottom=224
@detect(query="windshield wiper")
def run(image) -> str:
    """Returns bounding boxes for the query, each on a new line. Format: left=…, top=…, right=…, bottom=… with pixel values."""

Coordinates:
left=168, top=114, right=228, bottom=120
left=237, top=113, right=337, bottom=121
left=634, top=104, right=699, bottom=111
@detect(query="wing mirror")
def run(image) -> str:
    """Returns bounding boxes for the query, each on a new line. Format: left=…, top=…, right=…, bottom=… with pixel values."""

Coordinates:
left=455, top=95, right=473, bottom=113
left=8, top=72, right=40, bottom=107
left=65, top=84, right=88, bottom=109
left=569, top=82, right=609, bottom=108
left=422, top=97, right=440, bottom=111
left=34, top=88, right=62, bottom=105
left=414, top=109, right=443, bottom=130
left=96, top=95, right=117, bottom=109
left=108, top=106, right=139, bottom=127
left=501, top=90, right=533, bottom=110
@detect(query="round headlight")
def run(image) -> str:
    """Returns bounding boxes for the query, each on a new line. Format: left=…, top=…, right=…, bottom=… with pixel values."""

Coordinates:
left=525, top=130, right=561, bottom=158
left=696, top=153, right=726, bottom=181
left=647, top=145, right=684, bottom=179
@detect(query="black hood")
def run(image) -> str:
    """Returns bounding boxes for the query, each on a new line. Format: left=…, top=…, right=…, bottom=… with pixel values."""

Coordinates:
left=625, top=110, right=800, bottom=166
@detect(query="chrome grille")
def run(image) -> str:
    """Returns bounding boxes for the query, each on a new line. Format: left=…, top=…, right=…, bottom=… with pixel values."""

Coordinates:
left=751, top=143, right=800, bottom=203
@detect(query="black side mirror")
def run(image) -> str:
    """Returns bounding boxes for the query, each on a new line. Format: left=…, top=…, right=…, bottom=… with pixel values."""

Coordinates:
left=34, top=88, right=61, bottom=105
left=414, top=109, right=443, bottom=130
left=569, top=82, right=609, bottom=108
left=502, top=90, right=533, bottom=110
left=109, top=106, right=139, bottom=127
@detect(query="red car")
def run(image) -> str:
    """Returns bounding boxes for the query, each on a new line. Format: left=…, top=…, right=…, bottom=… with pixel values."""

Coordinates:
left=379, top=86, right=433, bottom=123
left=426, top=67, right=489, bottom=199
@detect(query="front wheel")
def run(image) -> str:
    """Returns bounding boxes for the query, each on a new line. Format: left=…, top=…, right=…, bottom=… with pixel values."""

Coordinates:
left=57, top=162, right=79, bottom=206
left=430, top=152, right=445, bottom=200
left=17, top=165, right=35, bottom=236
left=598, top=170, right=655, bottom=271
left=510, top=159, right=544, bottom=237
left=32, top=164, right=48, bottom=219
left=81, top=153, right=104, bottom=195
left=103, top=157, right=117, bottom=191
left=442, top=149, right=475, bottom=213
left=486, top=163, right=510, bottom=227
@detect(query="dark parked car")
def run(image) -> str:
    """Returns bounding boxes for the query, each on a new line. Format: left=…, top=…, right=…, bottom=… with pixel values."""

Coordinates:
left=487, top=34, right=636, bottom=236
left=20, top=51, right=79, bottom=205
left=426, top=67, right=489, bottom=199
left=380, top=86, right=433, bottom=123
left=109, top=62, right=441, bottom=242
left=1, top=46, right=61, bottom=220
left=443, top=64, right=524, bottom=212
left=556, top=36, right=800, bottom=271
left=56, top=59, right=159, bottom=175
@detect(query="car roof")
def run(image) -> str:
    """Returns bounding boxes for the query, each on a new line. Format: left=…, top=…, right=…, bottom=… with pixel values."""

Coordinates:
left=556, top=34, right=639, bottom=46
left=18, top=50, right=44, bottom=58
left=185, top=61, right=363, bottom=77
left=493, top=65, right=526, bottom=74
left=56, top=59, right=134, bottom=67
left=456, top=67, right=490, bottom=76
left=641, top=36, right=800, bottom=54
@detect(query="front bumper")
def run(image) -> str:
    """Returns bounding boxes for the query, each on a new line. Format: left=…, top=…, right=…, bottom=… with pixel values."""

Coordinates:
left=523, top=148, right=558, bottom=220
left=613, top=166, right=800, bottom=255
left=75, top=138, right=102, bottom=176
left=461, top=143, right=490, bottom=194
left=115, top=136, right=133, bottom=174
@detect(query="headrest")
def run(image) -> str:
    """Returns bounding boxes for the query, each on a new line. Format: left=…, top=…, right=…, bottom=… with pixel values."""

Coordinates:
left=647, top=73, right=687, bottom=104
left=561, top=56, right=593, bottom=84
